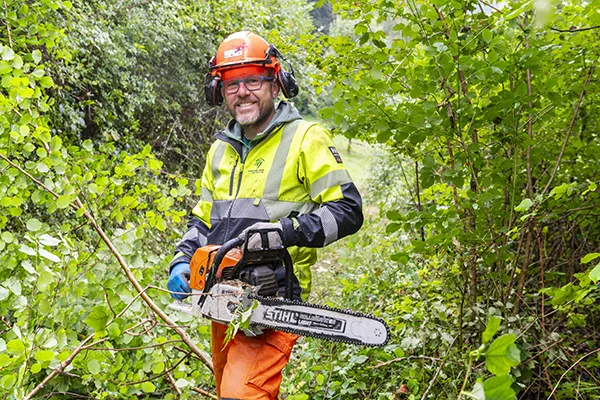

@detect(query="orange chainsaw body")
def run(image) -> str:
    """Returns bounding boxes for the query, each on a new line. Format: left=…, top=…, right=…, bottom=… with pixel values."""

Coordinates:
left=189, top=245, right=242, bottom=291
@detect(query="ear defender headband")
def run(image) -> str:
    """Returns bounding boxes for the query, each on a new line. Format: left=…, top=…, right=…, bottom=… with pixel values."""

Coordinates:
left=204, top=44, right=299, bottom=106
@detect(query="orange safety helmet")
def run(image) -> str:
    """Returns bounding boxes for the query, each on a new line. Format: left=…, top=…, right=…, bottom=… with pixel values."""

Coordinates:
left=204, top=31, right=299, bottom=106
left=209, top=31, right=281, bottom=75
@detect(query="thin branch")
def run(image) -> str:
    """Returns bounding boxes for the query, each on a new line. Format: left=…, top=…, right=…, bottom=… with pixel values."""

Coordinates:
left=86, top=339, right=183, bottom=352
left=370, top=355, right=442, bottom=369
left=551, top=25, right=600, bottom=33
left=0, top=153, right=214, bottom=375
left=125, top=350, right=191, bottom=386
left=192, top=387, right=219, bottom=399
left=165, top=369, right=182, bottom=396
left=547, top=347, right=600, bottom=400
left=3, top=0, right=13, bottom=48
left=541, top=66, right=595, bottom=196
left=24, top=334, right=103, bottom=400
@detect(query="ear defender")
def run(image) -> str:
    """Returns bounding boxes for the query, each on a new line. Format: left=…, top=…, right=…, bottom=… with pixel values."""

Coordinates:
left=204, top=73, right=223, bottom=106
left=267, top=45, right=299, bottom=99
left=204, top=37, right=300, bottom=106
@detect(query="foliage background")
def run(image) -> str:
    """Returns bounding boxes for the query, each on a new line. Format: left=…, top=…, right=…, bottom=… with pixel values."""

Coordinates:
left=1, top=0, right=599, bottom=399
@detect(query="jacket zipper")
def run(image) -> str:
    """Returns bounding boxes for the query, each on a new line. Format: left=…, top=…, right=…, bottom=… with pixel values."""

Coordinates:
left=223, top=155, right=244, bottom=242
left=228, top=159, right=238, bottom=196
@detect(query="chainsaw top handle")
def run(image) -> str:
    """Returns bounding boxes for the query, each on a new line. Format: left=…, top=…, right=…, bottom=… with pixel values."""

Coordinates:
left=211, top=236, right=244, bottom=272
left=206, top=228, right=295, bottom=300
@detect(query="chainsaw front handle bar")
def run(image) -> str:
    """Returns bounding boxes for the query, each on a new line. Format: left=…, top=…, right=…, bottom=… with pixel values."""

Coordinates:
left=207, top=230, right=295, bottom=300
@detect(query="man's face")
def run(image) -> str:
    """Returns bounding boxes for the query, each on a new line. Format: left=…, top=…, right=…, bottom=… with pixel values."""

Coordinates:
left=221, top=68, right=279, bottom=131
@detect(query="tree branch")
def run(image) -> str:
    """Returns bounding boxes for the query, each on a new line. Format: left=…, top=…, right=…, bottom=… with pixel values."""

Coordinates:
left=551, top=25, right=600, bottom=33
left=541, top=66, right=595, bottom=196
left=0, top=154, right=214, bottom=376
left=24, top=334, right=107, bottom=400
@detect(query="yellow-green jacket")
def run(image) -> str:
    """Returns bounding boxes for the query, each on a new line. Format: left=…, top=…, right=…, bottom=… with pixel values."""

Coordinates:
left=171, top=102, right=363, bottom=300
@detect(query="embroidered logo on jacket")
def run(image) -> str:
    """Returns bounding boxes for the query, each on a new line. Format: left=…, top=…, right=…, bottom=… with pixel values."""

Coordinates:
left=248, top=157, right=265, bottom=175
left=329, top=147, right=343, bottom=164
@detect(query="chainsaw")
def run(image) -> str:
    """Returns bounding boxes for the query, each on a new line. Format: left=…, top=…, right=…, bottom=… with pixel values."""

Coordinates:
left=169, top=227, right=389, bottom=347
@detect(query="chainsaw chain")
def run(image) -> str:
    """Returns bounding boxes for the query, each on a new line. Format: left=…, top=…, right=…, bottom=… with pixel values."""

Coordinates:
left=247, top=294, right=390, bottom=347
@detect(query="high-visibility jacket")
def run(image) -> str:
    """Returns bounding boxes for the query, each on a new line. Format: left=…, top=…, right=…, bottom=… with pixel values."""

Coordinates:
left=171, top=102, right=363, bottom=300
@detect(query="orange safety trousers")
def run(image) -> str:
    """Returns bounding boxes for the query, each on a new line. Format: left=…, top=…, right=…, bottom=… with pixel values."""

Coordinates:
left=211, top=321, right=299, bottom=400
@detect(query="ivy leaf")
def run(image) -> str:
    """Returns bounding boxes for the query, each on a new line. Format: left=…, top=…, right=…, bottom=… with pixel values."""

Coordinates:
left=482, top=316, right=501, bottom=344
left=485, top=334, right=521, bottom=376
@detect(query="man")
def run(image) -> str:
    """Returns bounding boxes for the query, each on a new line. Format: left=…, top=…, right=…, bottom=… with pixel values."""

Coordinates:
left=167, top=31, right=363, bottom=399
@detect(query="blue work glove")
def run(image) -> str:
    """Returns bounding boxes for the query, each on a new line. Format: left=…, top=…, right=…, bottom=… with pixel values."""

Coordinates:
left=168, top=262, right=191, bottom=300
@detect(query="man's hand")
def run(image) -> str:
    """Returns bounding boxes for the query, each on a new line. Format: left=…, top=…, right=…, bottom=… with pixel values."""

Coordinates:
left=241, top=222, right=284, bottom=250
left=168, top=263, right=191, bottom=300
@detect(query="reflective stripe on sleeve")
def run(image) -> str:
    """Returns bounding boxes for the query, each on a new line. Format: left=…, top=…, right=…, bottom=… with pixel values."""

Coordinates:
left=309, top=169, right=352, bottom=200
left=314, top=206, right=339, bottom=245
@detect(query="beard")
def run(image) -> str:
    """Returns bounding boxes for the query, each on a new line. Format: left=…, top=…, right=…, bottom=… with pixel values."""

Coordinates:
left=228, top=97, right=275, bottom=128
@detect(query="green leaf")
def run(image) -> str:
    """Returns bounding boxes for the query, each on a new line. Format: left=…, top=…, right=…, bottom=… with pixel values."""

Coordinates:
left=482, top=29, right=493, bottom=43
left=589, top=263, right=600, bottom=284
left=31, top=363, right=42, bottom=373
left=7, top=339, right=25, bottom=355
left=37, top=270, right=55, bottom=291
left=1, top=231, right=14, bottom=243
left=175, top=378, right=188, bottom=388
left=2, top=47, right=15, bottom=61
left=84, top=306, right=109, bottom=331
left=148, top=158, right=162, bottom=172
left=482, top=316, right=501, bottom=344
left=141, top=382, right=156, bottom=393
left=482, top=375, right=516, bottom=400
left=32, top=50, right=42, bottom=64
left=87, top=359, right=101, bottom=375
left=0, top=374, right=16, bottom=390
left=34, top=350, right=54, bottom=362
left=39, top=234, right=60, bottom=246
left=504, top=1, right=533, bottom=21
left=82, top=139, right=93, bottom=151
left=316, top=374, right=325, bottom=385
left=152, top=361, right=165, bottom=374
left=485, top=334, right=521, bottom=376
left=26, top=218, right=42, bottom=232
left=514, top=198, right=533, bottom=212
left=40, top=76, right=53, bottom=88
left=56, top=195, right=71, bottom=209
left=354, top=355, right=368, bottom=364
left=581, top=253, right=600, bottom=264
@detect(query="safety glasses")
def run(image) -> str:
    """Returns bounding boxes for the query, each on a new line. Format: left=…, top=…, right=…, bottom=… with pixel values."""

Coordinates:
left=222, top=76, right=275, bottom=95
